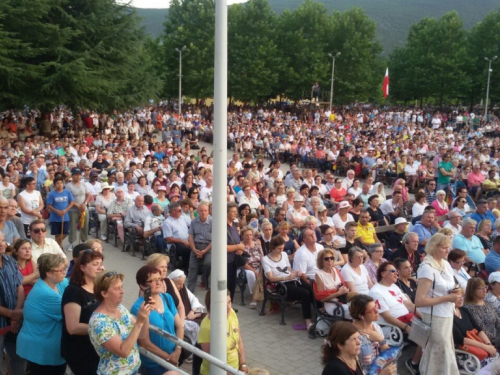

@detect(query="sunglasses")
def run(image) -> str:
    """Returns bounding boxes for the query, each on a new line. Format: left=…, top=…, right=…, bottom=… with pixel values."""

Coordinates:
left=104, top=271, right=119, bottom=279
left=385, top=269, right=398, bottom=273
left=32, top=227, right=47, bottom=234
left=323, top=257, right=335, bottom=261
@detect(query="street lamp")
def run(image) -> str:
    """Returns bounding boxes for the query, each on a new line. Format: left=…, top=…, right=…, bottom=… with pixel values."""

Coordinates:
left=484, top=55, right=497, bottom=119
left=175, top=45, right=187, bottom=118
left=328, top=52, right=341, bottom=112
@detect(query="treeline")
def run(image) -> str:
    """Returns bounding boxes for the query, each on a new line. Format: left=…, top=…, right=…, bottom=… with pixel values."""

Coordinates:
left=0, top=0, right=159, bottom=111
left=153, top=0, right=500, bottom=107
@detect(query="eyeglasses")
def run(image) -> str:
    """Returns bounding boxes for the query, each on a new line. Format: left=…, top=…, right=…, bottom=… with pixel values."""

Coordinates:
left=385, top=269, right=398, bottom=273
left=32, top=227, right=47, bottom=234
left=323, top=257, right=335, bottom=261
left=452, top=260, right=465, bottom=265
left=146, top=277, right=163, bottom=284
left=51, top=266, right=68, bottom=274
left=324, top=232, right=334, bottom=236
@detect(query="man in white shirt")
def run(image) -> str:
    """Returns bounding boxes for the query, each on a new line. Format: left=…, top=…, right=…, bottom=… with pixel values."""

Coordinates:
left=30, top=220, right=68, bottom=264
left=199, top=175, right=213, bottom=202
left=443, top=212, right=463, bottom=237
left=293, top=229, right=323, bottom=284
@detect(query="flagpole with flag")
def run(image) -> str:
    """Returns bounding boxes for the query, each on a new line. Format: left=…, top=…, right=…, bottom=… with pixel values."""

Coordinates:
left=382, top=68, right=389, bottom=98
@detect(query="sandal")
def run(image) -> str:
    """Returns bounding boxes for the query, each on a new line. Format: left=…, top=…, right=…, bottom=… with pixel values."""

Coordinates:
left=249, top=302, right=257, bottom=309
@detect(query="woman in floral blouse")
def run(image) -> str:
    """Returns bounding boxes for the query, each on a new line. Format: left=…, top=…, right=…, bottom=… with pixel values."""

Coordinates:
left=88, top=271, right=152, bottom=375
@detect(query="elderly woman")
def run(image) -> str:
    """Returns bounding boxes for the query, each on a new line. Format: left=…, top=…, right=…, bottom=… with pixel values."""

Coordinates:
left=131, top=265, right=184, bottom=375
left=415, top=233, right=460, bottom=374
left=263, top=192, right=279, bottom=220
left=95, top=182, right=116, bottom=242
left=341, top=246, right=373, bottom=294
left=12, top=239, right=38, bottom=297
left=314, top=249, right=349, bottom=314
left=454, top=288, right=497, bottom=361
left=318, top=225, right=344, bottom=269
left=239, top=226, right=264, bottom=309
left=198, top=289, right=248, bottom=374
left=239, top=185, right=262, bottom=214
left=0, top=174, right=16, bottom=199
left=373, top=182, right=386, bottom=204
left=431, top=190, right=449, bottom=220
left=17, top=254, right=69, bottom=375
left=135, top=175, right=152, bottom=196
left=477, top=219, right=494, bottom=251
left=464, top=277, right=500, bottom=344
left=350, top=294, right=391, bottom=372
left=153, top=186, right=170, bottom=211
left=364, top=244, right=387, bottom=285
left=448, top=248, right=470, bottom=291
left=485, top=272, right=500, bottom=317
left=332, top=201, right=354, bottom=237
left=317, top=206, right=334, bottom=227
left=322, top=321, right=396, bottom=375
left=307, top=195, right=322, bottom=217
left=62, top=250, right=104, bottom=375
left=88, top=271, right=152, bottom=374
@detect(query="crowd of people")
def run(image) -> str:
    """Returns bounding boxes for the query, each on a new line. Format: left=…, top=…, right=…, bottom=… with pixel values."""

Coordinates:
left=0, top=103, right=500, bottom=375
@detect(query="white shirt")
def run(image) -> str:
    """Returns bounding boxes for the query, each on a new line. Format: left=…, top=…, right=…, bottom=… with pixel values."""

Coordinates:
left=292, top=244, right=324, bottom=279
left=341, top=263, right=370, bottom=294
left=332, top=213, right=354, bottom=231
left=31, top=238, right=67, bottom=263
left=369, top=283, right=409, bottom=322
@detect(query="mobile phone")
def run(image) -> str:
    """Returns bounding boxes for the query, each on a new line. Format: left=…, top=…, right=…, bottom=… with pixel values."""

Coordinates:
left=144, top=286, right=152, bottom=305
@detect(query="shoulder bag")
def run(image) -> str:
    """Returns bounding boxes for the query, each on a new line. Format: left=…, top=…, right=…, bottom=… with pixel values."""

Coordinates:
left=408, top=273, right=435, bottom=349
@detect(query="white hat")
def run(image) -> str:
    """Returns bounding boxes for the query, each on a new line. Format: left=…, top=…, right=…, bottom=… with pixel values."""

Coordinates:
left=338, top=201, right=351, bottom=210
left=100, top=182, right=113, bottom=190
left=395, top=218, right=408, bottom=225
left=167, top=269, right=186, bottom=280
left=293, top=195, right=304, bottom=202
left=489, top=272, right=500, bottom=284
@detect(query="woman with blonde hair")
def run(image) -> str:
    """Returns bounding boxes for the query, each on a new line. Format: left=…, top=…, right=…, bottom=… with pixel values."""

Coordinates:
left=146, top=253, right=186, bottom=321
left=87, top=238, right=104, bottom=253
left=415, top=233, right=460, bottom=374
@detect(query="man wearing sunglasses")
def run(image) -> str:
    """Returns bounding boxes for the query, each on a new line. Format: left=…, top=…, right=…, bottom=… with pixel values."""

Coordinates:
left=29, top=220, right=68, bottom=265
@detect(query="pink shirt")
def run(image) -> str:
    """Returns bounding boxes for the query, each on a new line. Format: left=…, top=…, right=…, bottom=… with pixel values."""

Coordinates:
left=467, top=172, right=485, bottom=187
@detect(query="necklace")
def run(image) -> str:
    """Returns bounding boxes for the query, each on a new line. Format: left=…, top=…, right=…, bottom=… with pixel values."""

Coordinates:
left=338, top=356, right=361, bottom=374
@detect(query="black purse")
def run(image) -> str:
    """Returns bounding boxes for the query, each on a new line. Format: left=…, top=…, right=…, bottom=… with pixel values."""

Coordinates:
left=227, top=228, right=249, bottom=268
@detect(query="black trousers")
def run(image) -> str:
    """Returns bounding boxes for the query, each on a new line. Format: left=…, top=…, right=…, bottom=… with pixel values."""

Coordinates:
left=286, top=282, right=313, bottom=320
left=29, top=362, right=66, bottom=375
left=175, top=243, right=192, bottom=274
left=227, top=261, right=237, bottom=302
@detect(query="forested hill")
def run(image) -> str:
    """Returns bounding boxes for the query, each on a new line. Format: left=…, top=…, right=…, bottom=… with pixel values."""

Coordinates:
left=135, top=0, right=499, bottom=53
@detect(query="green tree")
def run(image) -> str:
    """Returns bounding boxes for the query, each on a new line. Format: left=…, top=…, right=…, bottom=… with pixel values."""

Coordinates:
left=327, top=7, right=384, bottom=104
left=228, top=0, right=280, bottom=102
left=275, top=0, right=331, bottom=100
left=467, top=9, right=500, bottom=107
left=160, top=0, right=215, bottom=101
left=0, top=0, right=158, bottom=111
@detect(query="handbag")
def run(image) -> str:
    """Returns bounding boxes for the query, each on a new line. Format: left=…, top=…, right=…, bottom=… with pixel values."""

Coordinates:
left=459, top=329, right=489, bottom=361
left=408, top=274, right=435, bottom=349
left=227, top=228, right=249, bottom=268
left=252, top=268, right=264, bottom=302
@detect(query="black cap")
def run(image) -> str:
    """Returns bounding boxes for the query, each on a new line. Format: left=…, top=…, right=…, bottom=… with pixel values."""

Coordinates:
left=71, top=167, right=82, bottom=175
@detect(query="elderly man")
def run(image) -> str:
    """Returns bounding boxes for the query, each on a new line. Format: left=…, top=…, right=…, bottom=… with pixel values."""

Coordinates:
left=144, top=203, right=166, bottom=253
left=163, top=202, right=191, bottom=273
left=293, top=228, right=324, bottom=285
left=199, top=174, right=213, bottom=202
left=30, top=220, right=68, bottom=264
left=0, top=197, right=20, bottom=245
left=452, top=218, right=487, bottom=265
left=65, top=167, right=91, bottom=251
left=355, top=209, right=380, bottom=247
left=411, top=211, right=438, bottom=254
left=286, top=195, right=309, bottom=229
left=0, top=232, right=26, bottom=375
left=114, top=172, right=128, bottom=191
left=7, top=199, right=26, bottom=239
left=187, top=202, right=212, bottom=292
left=444, top=211, right=463, bottom=236
left=386, top=217, right=408, bottom=253
left=390, top=232, right=421, bottom=271
left=124, top=195, right=150, bottom=237
left=380, top=190, right=404, bottom=224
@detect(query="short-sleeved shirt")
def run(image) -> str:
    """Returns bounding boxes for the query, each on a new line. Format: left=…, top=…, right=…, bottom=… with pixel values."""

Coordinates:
left=355, top=223, right=376, bottom=245
left=341, top=263, right=370, bottom=294
left=31, top=238, right=67, bottom=263
left=162, top=216, right=189, bottom=242
left=0, top=220, right=20, bottom=245
left=65, top=182, right=88, bottom=212
left=188, top=216, right=212, bottom=248
left=437, top=161, right=453, bottom=184
left=417, top=262, right=455, bottom=317
left=47, top=189, right=74, bottom=222
left=485, top=250, right=500, bottom=274
left=292, top=244, right=323, bottom=278
left=89, top=304, right=140, bottom=375
left=0, top=254, right=23, bottom=329
left=369, top=283, right=409, bottom=322
left=452, top=234, right=485, bottom=264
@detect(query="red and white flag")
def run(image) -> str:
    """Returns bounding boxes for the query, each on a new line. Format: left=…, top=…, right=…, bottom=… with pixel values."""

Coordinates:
left=382, top=68, right=389, bottom=98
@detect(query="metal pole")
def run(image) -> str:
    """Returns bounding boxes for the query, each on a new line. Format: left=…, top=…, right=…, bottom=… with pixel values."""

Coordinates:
left=485, top=56, right=497, bottom=119
left=328, top=52, right=340, bottom=113
left=176, top=46, right=186, bottom=120
left=212, top=0, right=228, bottom=375
left=147, top=325, right=245, bottom=375
left=138, top=348, right=190, bottom=375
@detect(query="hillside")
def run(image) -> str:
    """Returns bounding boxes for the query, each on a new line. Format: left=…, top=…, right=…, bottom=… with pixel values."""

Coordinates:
left=135, top=0, right=499, bottom=53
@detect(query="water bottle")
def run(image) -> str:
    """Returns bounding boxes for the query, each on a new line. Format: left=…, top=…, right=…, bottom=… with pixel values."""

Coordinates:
left=360, top=339, right=372, bottom=368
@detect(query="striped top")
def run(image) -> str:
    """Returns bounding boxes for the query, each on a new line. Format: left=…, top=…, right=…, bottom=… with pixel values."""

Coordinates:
left=0, top=254, right=23, bottom=329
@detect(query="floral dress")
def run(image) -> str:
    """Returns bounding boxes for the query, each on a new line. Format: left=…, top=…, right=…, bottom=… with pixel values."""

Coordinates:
left=463, top=301, right=499, bottom=343
left=89, top=304, right=140, bottom=375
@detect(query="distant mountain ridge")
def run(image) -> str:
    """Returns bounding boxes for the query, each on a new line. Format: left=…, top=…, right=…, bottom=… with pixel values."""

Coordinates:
left=135, top=0, right=499, bottom=53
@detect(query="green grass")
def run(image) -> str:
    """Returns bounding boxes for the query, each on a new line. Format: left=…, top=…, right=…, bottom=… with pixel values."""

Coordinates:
left=134, top=0, right=499, bottom=53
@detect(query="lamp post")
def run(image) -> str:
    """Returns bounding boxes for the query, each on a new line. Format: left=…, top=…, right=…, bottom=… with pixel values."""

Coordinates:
left=175, top=46, right=187, bottom=119
left=328, top=52, right=341, bottom=112
left=484, top=56, right=497, bottom=119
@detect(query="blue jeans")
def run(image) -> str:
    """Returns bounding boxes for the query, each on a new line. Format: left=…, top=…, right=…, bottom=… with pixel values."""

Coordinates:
left=436, top=183, right=449, bottom=194
left=0, top=334, right=27, bottom=375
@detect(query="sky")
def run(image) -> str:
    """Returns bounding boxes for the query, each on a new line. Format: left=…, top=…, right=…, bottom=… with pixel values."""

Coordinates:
left=123, top=0, right=248, bottom=8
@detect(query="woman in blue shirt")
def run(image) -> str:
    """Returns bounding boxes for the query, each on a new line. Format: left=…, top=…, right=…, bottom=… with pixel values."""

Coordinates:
left=17, top=253, right=69, bottom=375
left=131, top=265, right=184, bottom=375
